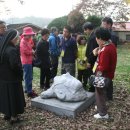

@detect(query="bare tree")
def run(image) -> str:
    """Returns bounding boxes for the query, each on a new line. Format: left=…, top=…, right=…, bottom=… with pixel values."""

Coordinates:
left=0, top=0, right=24, bottom=18
left=76, top=0, right=130, bottom=21
left=18, top=0, right=24, bottom=5
left=67, top=9, right=85, bottom=33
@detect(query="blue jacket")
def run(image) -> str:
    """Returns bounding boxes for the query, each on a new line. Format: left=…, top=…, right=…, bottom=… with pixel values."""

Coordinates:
left=48, top=33, right=60, bottom=56
left=61, top=37, right=77, bottom=63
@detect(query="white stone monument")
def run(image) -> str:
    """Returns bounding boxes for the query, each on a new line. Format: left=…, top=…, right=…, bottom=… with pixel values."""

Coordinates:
left=31, top=73, right=95, bottom=118
left=40, top=73, right=88, bottom=102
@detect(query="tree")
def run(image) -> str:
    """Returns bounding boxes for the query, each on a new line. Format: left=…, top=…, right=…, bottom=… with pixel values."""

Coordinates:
left=0, top=0, right=24, bottom=18
left=67, top=9, right=85, bottom=33
left=86, top=15, right=102, bottom=28
left=18, top=0, right=24, bottom=4
left=76, top=0, right=130, bottom=21
left=47, top=16, right=68, bottom=31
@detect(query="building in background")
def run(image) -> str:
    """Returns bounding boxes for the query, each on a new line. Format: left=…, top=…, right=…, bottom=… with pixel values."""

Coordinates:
left=7, top=23, right=42, bottom=34
left=112, top=22, right=130, bottom=43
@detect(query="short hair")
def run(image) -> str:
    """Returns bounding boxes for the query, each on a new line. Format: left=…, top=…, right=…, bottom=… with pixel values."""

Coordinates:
left=0, top=20, right=6, bottom=25
left=77, top=35, right=86, bottom=44
left=102, top=17, right=113, bottom=26
left=64, top=25, right=72, bottom=33
left=50, top=27, right=58, bottom=33
left=83, top=22, right=94, bottom=30
left=95, top=27, right=111, bottom=41
left=41, top=28, right=49, bottom=36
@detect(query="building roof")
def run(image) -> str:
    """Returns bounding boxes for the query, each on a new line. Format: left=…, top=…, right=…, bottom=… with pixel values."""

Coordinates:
left=7, top=23, right=42, bottom=33
left=112, top=22, right=130, bottom=32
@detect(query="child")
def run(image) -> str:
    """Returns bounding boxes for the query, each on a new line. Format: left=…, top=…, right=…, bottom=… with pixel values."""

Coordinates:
left=77, top=35, right=88, bottom=89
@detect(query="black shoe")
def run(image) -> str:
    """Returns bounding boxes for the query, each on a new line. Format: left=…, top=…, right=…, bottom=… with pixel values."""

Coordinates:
left=3, top=115, right=11, bottom=121
left=27, top=91, right=38, bottom=98
left=10, top=117, right=20, bottom=125
left=44, top=86, right=50, bottom=91
left=24, top=90, right=27, bottom=93
left=40, top=85, right=44, bottom=89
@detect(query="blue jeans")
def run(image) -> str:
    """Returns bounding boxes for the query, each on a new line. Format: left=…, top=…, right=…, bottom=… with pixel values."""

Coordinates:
left=23, top=64, right=33, bottom=93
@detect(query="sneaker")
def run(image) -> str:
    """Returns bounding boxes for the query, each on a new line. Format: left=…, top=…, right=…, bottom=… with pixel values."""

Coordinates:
left=94, top=113, right=109, bottom=119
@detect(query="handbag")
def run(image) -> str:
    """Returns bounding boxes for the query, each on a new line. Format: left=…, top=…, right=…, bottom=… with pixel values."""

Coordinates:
left=33, top=57, right=42, bottom=68
left=89, top=75, right=111, bottom=88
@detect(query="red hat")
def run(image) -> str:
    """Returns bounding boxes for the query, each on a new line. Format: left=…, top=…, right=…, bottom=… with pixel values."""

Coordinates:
left=22, top=27, right=35, bottom=36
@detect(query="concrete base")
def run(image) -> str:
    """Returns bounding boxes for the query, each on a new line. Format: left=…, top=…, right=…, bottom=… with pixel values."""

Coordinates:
left=31, top=92, right=95, bottom=118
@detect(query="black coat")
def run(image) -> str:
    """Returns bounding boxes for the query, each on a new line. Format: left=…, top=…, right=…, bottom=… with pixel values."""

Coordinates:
left=0, top=44, right=23, bottom=81
left=36, top=39, right=51, bottom=68
left=0, top=43, right=25, bottom=117
left=110, top=30, right=119, bottom=47
left=86, top=31, right=99, bottom=68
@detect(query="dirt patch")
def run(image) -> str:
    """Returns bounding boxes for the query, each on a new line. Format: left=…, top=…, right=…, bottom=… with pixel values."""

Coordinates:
left=0, top=85, right=130, bottom=130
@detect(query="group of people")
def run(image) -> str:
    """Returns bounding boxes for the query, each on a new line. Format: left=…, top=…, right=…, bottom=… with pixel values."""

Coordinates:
left=0, top=16, right=118, bottom=124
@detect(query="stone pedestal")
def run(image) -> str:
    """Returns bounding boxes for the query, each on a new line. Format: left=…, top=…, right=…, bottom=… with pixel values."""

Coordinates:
left=31, top=92, right=95, bottom=118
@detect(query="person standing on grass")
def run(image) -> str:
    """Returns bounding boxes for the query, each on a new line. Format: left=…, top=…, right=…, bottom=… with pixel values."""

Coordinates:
left=20, top=27, right=37, bottom=98
left=101, top=17, right=118, bottom=100
left=36, top=28, right=51, bottom=90
left=76, top=35, right=88, bottom=89
left=61, top=25, right=78, bottom=77
left=0, top=29, right=25, bottom=124
left=83, top=22, right=99, bottom=92
left=93, top=27, right=117, bottom=119
left=101, top=17, right=119, bottom=47
left=48, top=27, right=60, bottom=81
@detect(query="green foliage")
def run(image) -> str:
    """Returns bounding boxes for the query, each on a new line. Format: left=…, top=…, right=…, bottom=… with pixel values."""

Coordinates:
left=67, top=10, right=85, bottom=33
left=86, top=15, right=102, bottom=28
left=114, top=44, right=130, bottom=91
left=47, top=16, right=68, bottom=31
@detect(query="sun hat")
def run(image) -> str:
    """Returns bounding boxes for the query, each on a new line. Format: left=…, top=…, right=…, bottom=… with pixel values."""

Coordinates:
left=22, top=27, right=35, bottom=36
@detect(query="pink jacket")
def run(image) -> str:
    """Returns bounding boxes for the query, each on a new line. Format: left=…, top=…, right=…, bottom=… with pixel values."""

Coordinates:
left=20, top=38, right=34, bottom=64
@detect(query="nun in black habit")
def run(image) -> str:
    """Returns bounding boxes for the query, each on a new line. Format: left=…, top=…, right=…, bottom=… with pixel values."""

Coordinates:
left=0, top=29, right=25, bottom=124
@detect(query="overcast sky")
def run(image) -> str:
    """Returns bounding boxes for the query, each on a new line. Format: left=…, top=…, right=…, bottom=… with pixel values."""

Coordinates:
left=0, top=0, right=80, bottom=19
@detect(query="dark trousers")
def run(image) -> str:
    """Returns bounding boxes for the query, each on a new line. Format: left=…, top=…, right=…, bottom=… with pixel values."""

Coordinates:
left=96, top=79, right=113, bottom=116
left=87, top=68, right=95, bottom=92
left=106, top=80, right=113, bottom=100
left=50, top=55, right=58, bottom=79
left=78, top=69, right=88, bottom=89
left=61, top=63, right=75, bottom=77
left=40, top=66, right=51, bottom=89
left=95, top=87, right=107, bottom=116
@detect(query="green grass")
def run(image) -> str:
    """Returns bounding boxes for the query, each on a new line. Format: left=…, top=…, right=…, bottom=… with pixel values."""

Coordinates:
left=114, top=44, right=130, bottom=91
left=33, top=44, right=130, bottom=92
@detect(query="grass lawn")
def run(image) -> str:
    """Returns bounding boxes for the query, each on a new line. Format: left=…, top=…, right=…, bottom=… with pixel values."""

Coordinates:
left=0, top=44, right=130, bottom=130
left=114, top=43, right=130, bottom=91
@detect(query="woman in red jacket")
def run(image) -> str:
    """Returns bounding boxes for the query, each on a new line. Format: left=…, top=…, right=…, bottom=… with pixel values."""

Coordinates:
left=20, top=27, right=37, bottom=98
left=93, top=27, right=117, bottom=119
